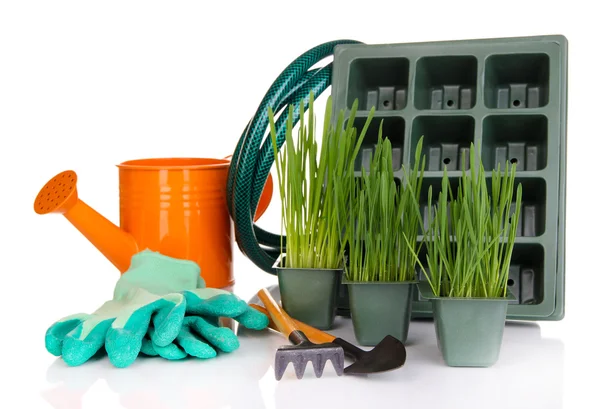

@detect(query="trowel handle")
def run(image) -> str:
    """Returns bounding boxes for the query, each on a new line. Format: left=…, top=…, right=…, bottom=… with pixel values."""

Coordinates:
left=250, top=304, right=336, bottom=343
left=258, top=289, right=306, bottom=339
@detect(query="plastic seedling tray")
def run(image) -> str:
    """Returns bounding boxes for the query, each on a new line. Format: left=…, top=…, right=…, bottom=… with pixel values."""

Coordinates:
left=331, top=35, right=567, bottom=321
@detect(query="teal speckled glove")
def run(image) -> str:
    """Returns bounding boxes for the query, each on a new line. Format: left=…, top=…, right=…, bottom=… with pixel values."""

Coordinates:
left=46, top=250, right=269, bottom=367
left=141, top=289, right=269, bottom=360
left=45, top=250, right=200, bottom=368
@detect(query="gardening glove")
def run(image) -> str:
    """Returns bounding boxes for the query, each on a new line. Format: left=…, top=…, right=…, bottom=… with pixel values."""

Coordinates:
left=45, top=249, right=201, bottom=368
left=143, top=287, right=270, bottom=360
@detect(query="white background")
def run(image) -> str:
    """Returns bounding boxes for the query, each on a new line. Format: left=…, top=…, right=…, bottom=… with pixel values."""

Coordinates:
left=0, top=1, right=596, bottom=408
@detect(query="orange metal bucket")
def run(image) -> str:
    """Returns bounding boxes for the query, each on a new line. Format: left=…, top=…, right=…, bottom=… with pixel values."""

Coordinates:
left=116, top=157, right=272, bottom=288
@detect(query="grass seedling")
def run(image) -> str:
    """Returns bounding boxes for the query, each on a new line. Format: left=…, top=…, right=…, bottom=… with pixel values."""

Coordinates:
left=344, top=131, right=426, bottom=282
left=407, top=145, right=522, bottom=298
left=268, top=93, right=375, bottom=269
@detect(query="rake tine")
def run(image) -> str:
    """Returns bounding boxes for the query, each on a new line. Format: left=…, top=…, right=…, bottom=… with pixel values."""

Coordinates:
left=275, top=355, right=291, bottom=381
left=332, top=353, right=344, bottom=376
left=259, top=288, right=345, bottom=381
left=312, top=355, right=325, bottom=378
left=293, top=356, right=308, bottom=379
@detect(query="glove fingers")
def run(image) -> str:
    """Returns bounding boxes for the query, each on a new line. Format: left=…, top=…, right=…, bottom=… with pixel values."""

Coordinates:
left=152, top=342, right=188, bottom=360
left=45, top=315, right=88, bottom=356
left=184, top=291, right=247, bottom=318
left=148, top=326, right=188, bottom=360
left=187, top=316, right=239, bottom=353
left=234, top=308, right=270, bottom=330
left=184, top=290, right=269, bottom=329
left=176, top=323, right=217, bottom=359
left=61, top=318, right=114, bottom=366
left=150, top=295, right=187, bottom=347
left=105, top=296, right=186, bottom=367
left=140, top=336, right=158, bottom=357
left=105, top=307, right=154, bottom=368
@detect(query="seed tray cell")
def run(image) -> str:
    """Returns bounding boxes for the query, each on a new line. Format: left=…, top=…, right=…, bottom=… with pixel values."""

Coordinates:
left=507, top=244, right=545, bottom=305
left=415, top=56, right=478, bottom=110
left=347, top=57, right=410, bottom=111
left=331, top=35, right=567, bottom=320
left=484, top=53, right=550, bottom=109
left=411, top=115, right=475, bottom=171
left=482, top=115, right=548, bottom=171
left=505, top=178, right=547, bottom=237
left=417, top=177, right=461, bottom=233
left=352, top=116, right=405, bottom=172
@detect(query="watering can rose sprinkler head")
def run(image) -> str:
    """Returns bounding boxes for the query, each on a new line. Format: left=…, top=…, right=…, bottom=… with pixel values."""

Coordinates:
left=33, top=169, right=140, bottom=273
left=33, top=158, right=274, bottom=287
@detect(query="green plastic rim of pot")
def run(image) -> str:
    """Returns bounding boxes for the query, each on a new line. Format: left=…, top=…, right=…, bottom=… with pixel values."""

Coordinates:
left=274, top=254, right=342, bottom=330
left=342, top=278, right=419, bottom=286
left=417, top=281, right=517, bottom=302
left=275, top=254, right=344, bottom=273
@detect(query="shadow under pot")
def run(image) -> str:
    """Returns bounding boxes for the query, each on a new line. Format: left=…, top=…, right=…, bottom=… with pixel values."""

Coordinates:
left=345, top=279, right=417, bottom=346
left=274, top=255, right=342, bottom=330
left=418, top=281, right=516, bottom=367
left=335, top=282, right=352, bottom=317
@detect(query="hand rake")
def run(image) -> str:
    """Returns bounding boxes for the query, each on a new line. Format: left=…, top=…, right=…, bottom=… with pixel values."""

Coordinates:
left=257, top=288, right=344, bottom=380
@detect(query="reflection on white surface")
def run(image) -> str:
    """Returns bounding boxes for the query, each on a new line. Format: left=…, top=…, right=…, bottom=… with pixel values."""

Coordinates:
left=40, top=302, right=564, bottom=409
left=42, top=327, right=280, bottom=409
left=273, top=320, right=564, bottom=409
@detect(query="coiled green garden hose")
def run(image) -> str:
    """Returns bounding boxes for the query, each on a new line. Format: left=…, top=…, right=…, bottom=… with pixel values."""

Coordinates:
left=226, top=39, right=362, bottom=275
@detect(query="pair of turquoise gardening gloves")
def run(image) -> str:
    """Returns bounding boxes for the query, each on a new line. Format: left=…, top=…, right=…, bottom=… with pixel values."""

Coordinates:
left=45, top=249, right=269, bottom=368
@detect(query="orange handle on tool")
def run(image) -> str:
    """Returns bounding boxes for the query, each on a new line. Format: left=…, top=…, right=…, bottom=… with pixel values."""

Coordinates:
left=257, top=288, right=320, bottom=340
left=250, top=303, right=335, bottom=343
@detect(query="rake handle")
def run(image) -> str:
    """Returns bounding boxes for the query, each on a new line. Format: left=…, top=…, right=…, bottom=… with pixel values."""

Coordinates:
left=250, top=303, right=336, bottom=343
left=258, top=288, right=308, bottom=340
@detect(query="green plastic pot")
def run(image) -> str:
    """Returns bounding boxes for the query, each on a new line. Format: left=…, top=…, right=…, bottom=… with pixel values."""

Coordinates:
left=274, top=255, right=342, bottom=330
left=345, top=279, right=417, bottom=346
left=418, top=281, right=516, bottom=367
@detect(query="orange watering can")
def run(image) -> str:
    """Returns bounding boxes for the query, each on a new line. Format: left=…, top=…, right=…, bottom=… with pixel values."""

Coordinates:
left=33, top=157, right=273, bottom=288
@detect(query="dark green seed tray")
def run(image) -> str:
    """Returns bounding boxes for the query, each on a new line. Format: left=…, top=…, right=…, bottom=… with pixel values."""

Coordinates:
left=331, top=35, right=567, bottom=321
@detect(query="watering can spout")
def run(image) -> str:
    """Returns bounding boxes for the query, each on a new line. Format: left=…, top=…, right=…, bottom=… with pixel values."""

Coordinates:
left=33, top=170, right=139, bottom=273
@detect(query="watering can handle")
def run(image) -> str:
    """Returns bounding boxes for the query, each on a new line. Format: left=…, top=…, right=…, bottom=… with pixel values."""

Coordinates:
left=222, top=155, right=273, bottom=222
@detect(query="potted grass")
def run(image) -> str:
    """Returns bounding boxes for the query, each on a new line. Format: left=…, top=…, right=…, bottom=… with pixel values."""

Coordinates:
left=341, top=133, right=426, bottom=346
left=409, top=146, right=522, bottom=367
left=268, top=92, right=374, bottom=329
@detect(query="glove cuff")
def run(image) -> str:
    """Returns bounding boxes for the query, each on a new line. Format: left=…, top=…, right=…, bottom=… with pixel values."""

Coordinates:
left=113, top=249, right=202, bottom=299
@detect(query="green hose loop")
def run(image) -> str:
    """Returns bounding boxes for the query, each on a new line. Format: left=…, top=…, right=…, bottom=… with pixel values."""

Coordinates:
left=226, top=40, right=363, bottom=274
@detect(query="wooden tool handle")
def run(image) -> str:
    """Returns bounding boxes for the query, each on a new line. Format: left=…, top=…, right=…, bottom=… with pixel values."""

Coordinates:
left=257, top=288, right=304, bottom=339
left=250, top=303, right=336, bottom=343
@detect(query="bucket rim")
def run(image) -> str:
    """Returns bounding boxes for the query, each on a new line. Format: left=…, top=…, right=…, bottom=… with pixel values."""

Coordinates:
left=117, top=157, right=230, bottom=170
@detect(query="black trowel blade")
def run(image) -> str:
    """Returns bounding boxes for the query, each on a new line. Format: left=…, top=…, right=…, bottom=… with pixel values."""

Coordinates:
left=343, top=335, right=407, bottom=375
